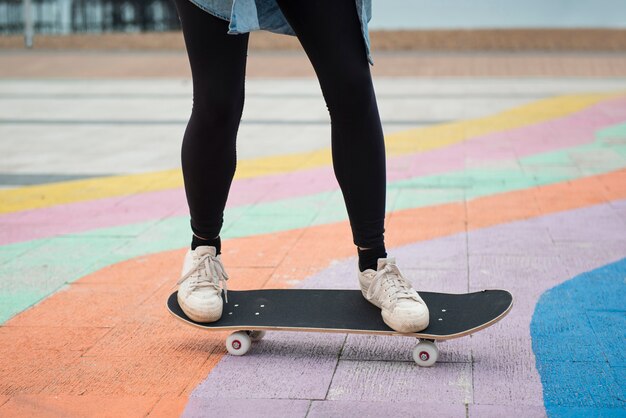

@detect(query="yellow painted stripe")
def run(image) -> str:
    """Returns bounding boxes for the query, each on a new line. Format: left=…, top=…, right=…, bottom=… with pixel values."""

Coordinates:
left=386, top=93, right=619, bottom=154
left=0, top=93, right=617, bottom=214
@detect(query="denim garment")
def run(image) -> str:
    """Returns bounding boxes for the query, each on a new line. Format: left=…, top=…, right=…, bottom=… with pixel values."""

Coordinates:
left=184, top=0, right=374, bottom=65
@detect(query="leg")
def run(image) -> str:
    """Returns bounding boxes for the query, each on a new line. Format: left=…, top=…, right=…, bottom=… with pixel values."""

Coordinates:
left=173, top=0, right=249, bottom=251
left=271, top=3, right=430, bottom=334
left=172, top=0, right=245, bottom=322
left=275, top=0, right=387, bottom=268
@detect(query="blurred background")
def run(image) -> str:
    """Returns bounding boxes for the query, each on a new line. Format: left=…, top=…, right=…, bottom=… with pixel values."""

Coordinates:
left=1, top=0, right=625, bottom=51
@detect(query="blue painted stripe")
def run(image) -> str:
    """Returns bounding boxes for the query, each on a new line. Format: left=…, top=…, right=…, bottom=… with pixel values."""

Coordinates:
left=530, top=258, right=626, bottom=417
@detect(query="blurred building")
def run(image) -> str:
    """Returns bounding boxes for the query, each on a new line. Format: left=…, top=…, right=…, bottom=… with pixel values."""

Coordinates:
left=1, top=0, right=624, bottom=35
left=0, top=0, right=180, bottom=34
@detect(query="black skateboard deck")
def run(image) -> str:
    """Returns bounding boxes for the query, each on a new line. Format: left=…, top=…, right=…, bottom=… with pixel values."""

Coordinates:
left=168, top=289, right=512, bottom=366
left=167, top=289, right=512, bottom=338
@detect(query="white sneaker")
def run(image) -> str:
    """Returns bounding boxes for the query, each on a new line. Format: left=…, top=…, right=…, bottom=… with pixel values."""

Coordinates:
left=177, top=246, right=229, bottom=323
left=358, top=257, right=429, bottom=333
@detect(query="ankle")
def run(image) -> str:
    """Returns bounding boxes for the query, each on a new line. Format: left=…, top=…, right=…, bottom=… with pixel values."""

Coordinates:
left=357, top=243, right=387, bottom=272
left=191, top=234, right=221, bottom=254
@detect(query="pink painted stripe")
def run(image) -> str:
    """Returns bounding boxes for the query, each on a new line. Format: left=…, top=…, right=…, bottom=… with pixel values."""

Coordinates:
left=2, top=96, right=626, bottom=245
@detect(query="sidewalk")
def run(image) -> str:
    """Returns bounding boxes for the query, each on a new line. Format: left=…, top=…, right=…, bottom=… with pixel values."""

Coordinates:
left=0, top=53, right=625, bottom=417
left=2, top=50, right=626, bottom=78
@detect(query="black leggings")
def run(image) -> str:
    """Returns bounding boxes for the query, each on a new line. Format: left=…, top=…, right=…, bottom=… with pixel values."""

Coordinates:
left=173, top=0, right=386, bottom=248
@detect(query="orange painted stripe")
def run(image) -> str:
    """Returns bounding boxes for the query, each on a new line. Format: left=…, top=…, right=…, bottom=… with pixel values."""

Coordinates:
left=1, top=168, right=624, bottom=416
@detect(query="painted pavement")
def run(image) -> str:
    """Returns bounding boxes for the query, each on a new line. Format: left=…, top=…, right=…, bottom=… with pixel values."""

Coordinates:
left=0, top=81, right=625, bottom=417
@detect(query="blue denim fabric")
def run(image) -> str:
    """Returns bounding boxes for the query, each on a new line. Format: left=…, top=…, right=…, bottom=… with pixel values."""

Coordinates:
left=184, top=0, right=374, bottom=65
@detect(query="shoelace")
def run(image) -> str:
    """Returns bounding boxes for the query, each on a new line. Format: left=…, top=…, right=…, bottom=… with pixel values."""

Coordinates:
left=366, top=262, right=419, bottom=310
left=177, top=252, right=230, bottom=303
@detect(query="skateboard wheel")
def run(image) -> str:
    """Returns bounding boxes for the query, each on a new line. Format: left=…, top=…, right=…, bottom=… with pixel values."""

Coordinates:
left=226, top=331, right=252, bottom=356
left=412, top=341, right=439, bottom=367
left=247, top=330, right=266, bottom=342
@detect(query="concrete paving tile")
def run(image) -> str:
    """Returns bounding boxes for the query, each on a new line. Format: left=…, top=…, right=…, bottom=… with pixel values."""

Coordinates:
left=0, top=326, right=109, bottom=354
left=471, top=332, right=544, bottom=406
left=223, top=266, right=276, bottom=291
left=237, top=125, right=330, bottom=159
left=601, top=170, right=626, bottom=194
left=6, top=282, right=155, bottom=328
left=62, top=219, right=163, bottom=239
left=545, top=406, right=626, bottom=416
left=536, top=193, right=611, bottom=214
left=0, top=349, right=83, bottom=395
left=41, top=354, right=214, bottom=396
left=611, top=367, right=626, bottom=394
left=251, top=254, right=328, bottom=289
left=26, top=235, right=134, bottom=269
left=0, top=245, right=103, bottom=322
left=341, top=334, right=471, bottom=363
left=467, top=191, right=542, bottom=229
left=310, top=191, right=351, bottom=226
left=220, top=231, right=302, bottom=269
left=386, top=216, right=466, bottom=247
left=401, top=269, right=468, bottom=294
left=0, top=395, right=160, bottom=418
left=78, top=248, right=185, bottom=286
left=147, top=396, right=188, bottom=418
left=571, top=148, right=626, bottom=168
left=533, top=179, right=611, bottom=213
left=190, top=332, right=344, bottom=400
left=183, top=398, right=310, bottom=418
left=534, top=201, right=626, bottom=240
left=525, top=166, right=584, bottom=185
left=327, top=360, right=472, bottom=403
left=531, top=335, right=615, bottom=364
left=392, top=187, right=466, bottom=211
left=308, top=400, right=466, bottom=417
left=533, top=301, right=626, bottom=367
left=0, top=194, right=153, bottom=242
left=244, top=195, right=325, bottom=218
left=297, top=259, right=359, bottom=290
left=468, top=225, right=555, bottom=256
left=390, top=232, right=468, bottom=271
left=104, top=217, right=190, bottom=256
left=465, top=156, right=521, bottom=170
left=536, top=361, right=625, bottom=409
left=227, top=212, right=317, bottom=238
left=229, top=175, right=282, bottom=207
left=519, top=162, right=581, bottom=175
left=609, top=198, right=626, bottom=217
left=556, top=245, right=626, bottom=278
left=82, top=320, right=225, bottom=359
left=548, top=222, right=626, bottom=243
left=468, top=254, right=565, bottom=292
left=469, top=404, right=546, bottom=417
left=274, top=223, right=354, bottom=272
left=0, top=238, right=46, bottom=265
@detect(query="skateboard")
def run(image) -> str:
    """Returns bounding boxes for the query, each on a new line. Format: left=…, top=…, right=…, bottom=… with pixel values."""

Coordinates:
left=167, top=288, right=512, bottom=367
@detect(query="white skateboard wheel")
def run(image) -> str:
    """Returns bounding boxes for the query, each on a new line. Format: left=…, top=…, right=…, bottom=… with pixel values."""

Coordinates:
left=413, top=340, right=439, bottom=367
left=226, top=331, right=252, bottom=356
left=247, top=330, right=266, bottom=342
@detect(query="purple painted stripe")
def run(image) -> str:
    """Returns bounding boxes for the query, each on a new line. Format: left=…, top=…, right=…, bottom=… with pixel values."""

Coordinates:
left=308, top=401, right=466, bottom=417
left=468, top=405, right=547, bottom=417
left=186, top=332, right=345, bottom=404
left=2, top=96, right=626, bottom=245
left=185, top=200, right=626, bottom=413
left=182, top=399, right=310, bottom=418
